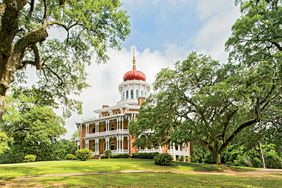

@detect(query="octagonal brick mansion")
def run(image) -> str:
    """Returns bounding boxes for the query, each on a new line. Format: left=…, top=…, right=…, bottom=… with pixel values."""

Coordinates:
left=76, top=49, right=190, bottom=161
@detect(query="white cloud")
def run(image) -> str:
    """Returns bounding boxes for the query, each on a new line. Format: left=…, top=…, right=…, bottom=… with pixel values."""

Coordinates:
left=193, top=0, right=240, bottom=63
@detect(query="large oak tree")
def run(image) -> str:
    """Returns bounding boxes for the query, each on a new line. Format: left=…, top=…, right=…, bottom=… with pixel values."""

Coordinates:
left=0, top=0, right=130, bottom=119
left=131, top=53, right=279, bottom=164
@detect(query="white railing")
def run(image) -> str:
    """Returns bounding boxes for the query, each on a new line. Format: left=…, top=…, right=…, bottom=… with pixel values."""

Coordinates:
left=138, top=148, right=162, bottom=153
left=168, top=150, right=189, bottom=156
left=112, top=149, right=129, bottom=155
left=86, top=129, right=129, bottom=138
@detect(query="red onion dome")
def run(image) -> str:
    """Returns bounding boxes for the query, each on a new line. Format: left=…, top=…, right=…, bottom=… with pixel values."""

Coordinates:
left=123, top=69, right=146, bottom=81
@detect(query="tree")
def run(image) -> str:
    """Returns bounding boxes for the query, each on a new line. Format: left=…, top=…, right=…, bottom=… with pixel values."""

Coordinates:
left=0, top=89, right=66, bottom=162
left=0, top=131, right=8, bottom=155
left=131, top=52, right=280, bottom=164
left=0, top=0, right=130, bottom=118
left=226, top=0, right=281, bottom=81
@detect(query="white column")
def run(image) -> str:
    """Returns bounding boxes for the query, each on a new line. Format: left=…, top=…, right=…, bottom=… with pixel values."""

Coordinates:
left=85, top=139, right=89, bottom=149
left=86, top=124, right=89, bottom=135
left=173, top=143, right=176, bottom=161
left=95, top=139, right=99, bottom=154
left=95, top=122, right=99, bottom=133
left=121, top=136, right=124, bottom=152
left=117, top=136, right=120, bottom=151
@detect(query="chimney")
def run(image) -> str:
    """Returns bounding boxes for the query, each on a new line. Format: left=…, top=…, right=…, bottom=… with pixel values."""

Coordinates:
left=102, top=105, right=109, bottom=109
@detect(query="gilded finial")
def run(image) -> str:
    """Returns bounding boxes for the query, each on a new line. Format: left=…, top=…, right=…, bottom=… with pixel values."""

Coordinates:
left=132, top=47, right=136, bottom=70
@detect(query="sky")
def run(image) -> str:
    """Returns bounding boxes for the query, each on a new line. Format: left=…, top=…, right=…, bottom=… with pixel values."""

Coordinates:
left=63, top=0, right=241, bottom=138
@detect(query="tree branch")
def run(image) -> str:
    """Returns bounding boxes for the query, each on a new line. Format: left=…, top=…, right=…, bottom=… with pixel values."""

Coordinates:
left=219, top=119, right=257, bottom=153
left=32, top=44, right=41, bottom=70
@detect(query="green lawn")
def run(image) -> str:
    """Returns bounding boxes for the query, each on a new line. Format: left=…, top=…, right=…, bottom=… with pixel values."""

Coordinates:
left=0, top=159, right=281, bottom=187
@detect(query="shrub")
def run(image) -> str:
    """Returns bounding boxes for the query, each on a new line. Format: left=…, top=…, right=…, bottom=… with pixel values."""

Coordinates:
left=154, top=153, right=173, bottom=166
left=104, top=150, right=113, bottom=159
left=66, top=153, right=76, bottom=160
left=132, top=152, right=159, bottom=159
left=112, top=154, right=129, bottom=158
left=75, top=149, right=92, bottom=161
left=23, top=154, right=36, bottom=162
left=265, top=150, right=282, bottom=169
left=252, top=157, right=262, bottom=168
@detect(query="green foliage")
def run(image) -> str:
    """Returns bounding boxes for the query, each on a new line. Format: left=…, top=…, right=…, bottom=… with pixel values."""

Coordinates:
left=66, top=154, right=76, bottom=160
left=154, top=153, right=173, bottom=166
left=0, top=90, right=66, bottom=163
left=191, top=144, right=213, bottom=164
left=23, top=155, right=37, bottom=162
left=0, top=131, right=8, bottom=155
left=131, top=52, right=280, bottom=164
left=131, top=152, right=159, bottom=159
left=104, top=150, right=113, bottom=159
left=111, top=154, right=129, bottom=158
left=0, top=0, right=130, bottom=117
left=226, top=0, right=281, bottom=68
left=75, top=149, right=92, bottom=161
left=222, top=144, right=282, bottom=168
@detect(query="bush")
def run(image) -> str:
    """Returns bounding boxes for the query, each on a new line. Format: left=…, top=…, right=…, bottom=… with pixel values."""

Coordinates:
left=252, top=157, right=262, bottom=168
left=23, top=154, right=36, bottom=162
left=131, top=152, right=159, bottom=159
left=265, top=150, right=282, bottom=169
left=75, top=149, right=92, bottom=161
left=111, top=154, right=129, bottom=158
left=154, top=153, right=173, bottom=166
left=66, top=153, right=76, bottom=160
left=104, top=150, right=113, bottom=159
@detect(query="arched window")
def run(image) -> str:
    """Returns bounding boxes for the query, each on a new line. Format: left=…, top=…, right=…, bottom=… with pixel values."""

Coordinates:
left=92, top=127, right=95, bottom=133
left=131, top=89, right=134, bottom=99
left=126, top=90, right=129, bottom=99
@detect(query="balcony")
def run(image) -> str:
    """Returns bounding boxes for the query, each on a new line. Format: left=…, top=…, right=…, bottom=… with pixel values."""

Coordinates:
left=138, top=148, right=162, bottom=153
left=86, top=129, right=129, bottom=138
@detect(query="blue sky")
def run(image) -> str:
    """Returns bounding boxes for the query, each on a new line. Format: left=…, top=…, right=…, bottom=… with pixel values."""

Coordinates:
left=122, top=1, right=201, bottom=51
left=64, top=0, right=241, bottom=138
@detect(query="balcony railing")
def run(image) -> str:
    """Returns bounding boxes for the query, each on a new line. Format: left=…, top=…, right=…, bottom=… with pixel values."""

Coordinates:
left=138, top=148, right=162, bottom=153
left=86, top=129, right=129, bottom=138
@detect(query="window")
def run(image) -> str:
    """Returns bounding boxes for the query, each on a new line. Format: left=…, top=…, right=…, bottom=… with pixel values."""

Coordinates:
left=92, top=128, right=95, bottom=133
left=131, top=89, right=134, bottom=99
left=122, top=91, right=125, bottom=100
left=141, top=90, right=143, bottom=97
left=126, top=90, right=129, bottom=99
left=111, top=124, right=115, bottom=130
left=136, top=89, right=139, bottom=98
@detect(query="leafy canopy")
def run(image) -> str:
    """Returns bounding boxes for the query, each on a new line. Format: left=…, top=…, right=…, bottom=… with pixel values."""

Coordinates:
left=131, top=52, right=280, bottom=164
left=0, top=0, right=130, bottom=116
left=0, top=89, right=66, bottom=162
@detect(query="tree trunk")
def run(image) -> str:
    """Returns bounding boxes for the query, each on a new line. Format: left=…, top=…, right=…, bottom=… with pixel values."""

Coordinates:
left=211, top=149, right=221, bottom=164
left=259, top=142, right=266, bottom=168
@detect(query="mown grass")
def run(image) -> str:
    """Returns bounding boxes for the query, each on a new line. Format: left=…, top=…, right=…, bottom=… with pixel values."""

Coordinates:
left=0, top=159, right=232, bottom=179
left=0, top=159, right=281, bottom=187
left=4, top=173, right=282, bottom=188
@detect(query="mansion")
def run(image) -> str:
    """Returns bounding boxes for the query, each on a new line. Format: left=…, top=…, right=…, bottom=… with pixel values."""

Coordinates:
left=76, top=50, right=190, bottom=161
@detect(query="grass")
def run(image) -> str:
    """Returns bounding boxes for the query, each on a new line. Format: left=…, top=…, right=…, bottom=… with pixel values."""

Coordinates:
left=0, top=159, right=281, bottom=187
